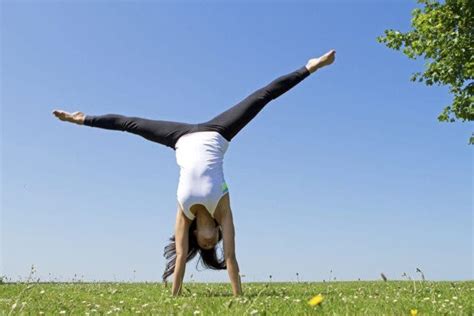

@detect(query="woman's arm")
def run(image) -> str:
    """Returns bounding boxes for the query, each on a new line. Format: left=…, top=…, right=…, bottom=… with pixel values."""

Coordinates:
left=220, top=207, right=242, bottom=296
left=171, top=207, right=191, bottom=296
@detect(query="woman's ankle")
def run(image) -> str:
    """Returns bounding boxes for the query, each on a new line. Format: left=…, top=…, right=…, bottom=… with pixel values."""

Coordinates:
left=73, top=111, right=85, bottom=125
left=305, top=61, right=319, bottom=74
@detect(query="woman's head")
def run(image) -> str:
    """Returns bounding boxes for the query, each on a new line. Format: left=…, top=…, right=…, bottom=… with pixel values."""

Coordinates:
left=162, top=218, right=226, bottom=282
left=193, top=222, right=220, bottom=250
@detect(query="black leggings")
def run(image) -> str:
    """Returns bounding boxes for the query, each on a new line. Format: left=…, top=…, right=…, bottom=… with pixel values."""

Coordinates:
left=84, top=65, right=311, bottom=149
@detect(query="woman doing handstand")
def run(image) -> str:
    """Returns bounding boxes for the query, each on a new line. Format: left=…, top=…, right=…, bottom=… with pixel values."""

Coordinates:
left=53, top=49, right=336, bottom=296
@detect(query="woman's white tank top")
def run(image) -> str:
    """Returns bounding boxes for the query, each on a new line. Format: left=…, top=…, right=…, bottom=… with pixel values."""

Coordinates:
left=175, top=131, right=229, bottom=220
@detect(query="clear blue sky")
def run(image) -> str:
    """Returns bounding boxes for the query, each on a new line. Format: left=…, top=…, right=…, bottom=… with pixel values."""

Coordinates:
left=2, top=1, right=472, bottom=283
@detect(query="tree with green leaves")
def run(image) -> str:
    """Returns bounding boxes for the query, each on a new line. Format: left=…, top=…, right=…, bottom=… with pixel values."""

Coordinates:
left=377, top=0, right=473, bottom=143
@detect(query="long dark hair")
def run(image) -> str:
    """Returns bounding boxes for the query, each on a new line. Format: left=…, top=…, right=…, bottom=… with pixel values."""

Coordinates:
left=162, top=218, right=226, bottom=282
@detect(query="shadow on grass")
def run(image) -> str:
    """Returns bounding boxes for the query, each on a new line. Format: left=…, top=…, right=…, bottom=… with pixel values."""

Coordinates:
left=187, top=290, right=286, bottom=298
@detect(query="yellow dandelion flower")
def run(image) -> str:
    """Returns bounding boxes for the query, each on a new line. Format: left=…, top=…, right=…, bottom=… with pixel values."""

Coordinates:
left=308, top=294, right=324, bottom=306
left=410, top=309, right=418, bottom=316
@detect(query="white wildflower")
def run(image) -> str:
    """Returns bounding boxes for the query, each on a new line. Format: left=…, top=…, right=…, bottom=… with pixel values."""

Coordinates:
left=250, top=310, right=258, bottom=315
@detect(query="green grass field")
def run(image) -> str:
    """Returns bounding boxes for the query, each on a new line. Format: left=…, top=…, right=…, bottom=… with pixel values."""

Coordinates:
left=1, top=281, right=472, bottom=315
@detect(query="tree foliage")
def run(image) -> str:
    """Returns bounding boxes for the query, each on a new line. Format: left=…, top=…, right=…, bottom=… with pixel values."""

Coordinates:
left=377, top=0, right=473, bottom=142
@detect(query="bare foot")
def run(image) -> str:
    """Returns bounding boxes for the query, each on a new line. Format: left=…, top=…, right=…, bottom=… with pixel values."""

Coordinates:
left=52, top=110, right=85, bottom=125
left=306, top=49, right=336, bottom=73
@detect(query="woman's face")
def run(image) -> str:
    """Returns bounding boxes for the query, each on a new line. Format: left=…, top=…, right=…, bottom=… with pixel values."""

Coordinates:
left=195, top=226, right=219, bottom=250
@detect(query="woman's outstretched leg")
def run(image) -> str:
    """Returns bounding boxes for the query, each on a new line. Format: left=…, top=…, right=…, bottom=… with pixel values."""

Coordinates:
left=52, top=110, right=194, bottom=149
left=201, top=50, right=336, bottom=141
